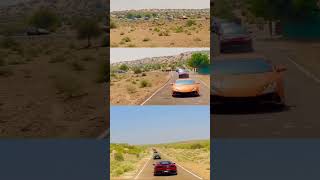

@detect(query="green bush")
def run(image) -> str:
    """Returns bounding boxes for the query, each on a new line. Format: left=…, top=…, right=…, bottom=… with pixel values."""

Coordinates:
left=70, top=61, right=85, bottom=71
left=122, top=37, right=131, bottom=42
left=140, top=80, right=151, bottom=88
left=0, top=36, right=20, bottom=49
left=186, top=20, right=196, bottom=27
left=175, top=26, right=184, bottom=33
left=133, top=67, right=142, bottom=74
left=190, top=143, right=204, bottom=149
left=110, top=20, right=117, bottom=29
left=114, top=152, right=124, bottom=161
left=0, top=67, right=13, bottom=77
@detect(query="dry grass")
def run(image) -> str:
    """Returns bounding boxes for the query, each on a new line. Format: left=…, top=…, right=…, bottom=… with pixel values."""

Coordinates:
left=110, top=71, right=170, bottom=105
left=111, top=19, right=210, bottom=47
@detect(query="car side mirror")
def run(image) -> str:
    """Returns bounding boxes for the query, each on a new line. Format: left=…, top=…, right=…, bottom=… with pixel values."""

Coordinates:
left=275, top=65, right=287, bottom=72
left=170, top=83, right=174, bottom=85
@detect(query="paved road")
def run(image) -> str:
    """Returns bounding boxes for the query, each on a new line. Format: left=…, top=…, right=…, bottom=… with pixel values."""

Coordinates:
left=212, top=40, right=320, bottom=138
left=134, top=153, right=202, bottom=180
left=143, top=72, right=210, bottom=105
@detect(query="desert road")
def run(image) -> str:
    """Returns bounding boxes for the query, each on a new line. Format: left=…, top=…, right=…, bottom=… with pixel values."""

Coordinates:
left=212, top=40, right=320, bottom=138
left=142, top=72, right=210, bottom=105
left=133, top=153, right=203, bottom=180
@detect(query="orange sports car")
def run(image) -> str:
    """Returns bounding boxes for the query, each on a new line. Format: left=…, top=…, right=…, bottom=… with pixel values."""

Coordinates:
left=211, top=56, right=287, bottom=106
left=171, top=79, right=200, bottom=97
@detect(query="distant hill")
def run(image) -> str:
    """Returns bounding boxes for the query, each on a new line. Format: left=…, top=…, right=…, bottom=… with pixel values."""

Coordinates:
left=111, top=50, right=210, bottom=67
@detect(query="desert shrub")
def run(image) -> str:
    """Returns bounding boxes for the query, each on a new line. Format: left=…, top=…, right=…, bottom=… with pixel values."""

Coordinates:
left=0, top=67, right=13, bottom=77
left=0, top=36, right=20, bottom=49
left=114, top=152, right=124, bottom=161
left=70, top=61, right=85, bottom=71
left=186, top=20, right=196, bottom=27
left=142, top=73, right=146, bottom=76
left=28, top=8, right=60, bottom=31
left=121, top=37, right=131, bottom=42
left=158, top=30, right=170, bottom=36
left=7, top=57, right=26, bottom=65
left=190, top=143, right=204, bottom=149
left=119, top=64, right=129, bottom=71
left=75, top=18, right=102, bottom=47
left=120, top=32, right=125, bottom=35
left=175, top=26, right=184, bottom=33
left=142, top=37, right=150, bottom=42
left=81, top=55, right=95, bottom=61
left=0, top=58, right=5, bottom=66
left=49, top=54, right=67, bottom=63
left=53, top=73, right=84, bottom=98
left=140, top=80, right=151, bottom=88
left=194, top=37, right=201, bottom=41
left=101, top=36, right=108, bottom=47
left=96, top=59, right=108, bottom=83
left=127, top=44, right=136, bottom=47
left=126, top=85, right=137, bottom=94
left=110, top=20, right=117, bottom=29
left=154, top=27, right=160, bottom=32
left=133, top=67, right=142, bottom=74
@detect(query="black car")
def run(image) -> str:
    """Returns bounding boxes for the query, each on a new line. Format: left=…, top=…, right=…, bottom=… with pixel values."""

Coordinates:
left=26, top=27, right=50, bottom=36
left=212, top=19, right=253, bottom=52
left=153, top=153, right=161, bottom=159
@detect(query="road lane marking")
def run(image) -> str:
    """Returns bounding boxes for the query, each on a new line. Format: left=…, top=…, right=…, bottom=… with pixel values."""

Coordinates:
left=134, top=156, right=152, bottom=179
left=159, top=150, right=204, bottom=179
left=140, top=72, right=174, bottom=105
left=175, top=162, right=203, bottom=180
left=288, top=57, right=320, bottom=84
left=196, top=77, right=209, bottom=89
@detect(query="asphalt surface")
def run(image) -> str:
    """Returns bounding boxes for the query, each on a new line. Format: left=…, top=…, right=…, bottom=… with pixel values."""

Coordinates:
left=143, top=72, right=210, bottom=105
left=212, top=39, right=320, bottom=138
left=134, top=153, right=201, bottom=180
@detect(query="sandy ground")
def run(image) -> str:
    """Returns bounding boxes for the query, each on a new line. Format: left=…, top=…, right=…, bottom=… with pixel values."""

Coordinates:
left=0, top=35, right=107, bottom=137
left=111, top=19, right=210, bottom=47
left=110, top=71, right=170, bottom=105
left=159, top=147, right=210, bottom=180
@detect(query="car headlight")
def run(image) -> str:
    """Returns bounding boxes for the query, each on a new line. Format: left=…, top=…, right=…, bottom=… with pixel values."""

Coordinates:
left=192, top=87, right=197, bottom=91
left=261, top=82, right=277, bottom=94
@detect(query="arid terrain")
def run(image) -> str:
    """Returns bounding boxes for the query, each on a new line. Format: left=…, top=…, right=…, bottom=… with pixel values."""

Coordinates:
left=110, top=9, right=210, bottom=47
left=0, top=0, right=108, bottom=138
left=110, top=50, right=210, bottom=105
left=110, top=140, right=210, bottom=180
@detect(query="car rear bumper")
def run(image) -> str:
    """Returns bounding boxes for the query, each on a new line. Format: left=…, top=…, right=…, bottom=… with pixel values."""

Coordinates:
left=172, top=91, right=199, bottom=97
left=211, top=93, right=283, bottom=105
left=154, top=170, right=177, bottom=175
left=220, top=40, right=252, bottom=52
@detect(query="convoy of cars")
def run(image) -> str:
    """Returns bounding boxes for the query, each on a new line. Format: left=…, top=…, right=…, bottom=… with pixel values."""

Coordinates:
left=212, top=18, right=287, bottom=107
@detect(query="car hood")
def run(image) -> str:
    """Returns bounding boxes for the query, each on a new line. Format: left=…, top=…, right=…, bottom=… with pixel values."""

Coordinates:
left=211, top=72, right=279, bottom=97
left=173, top=84, right=198, bottom=92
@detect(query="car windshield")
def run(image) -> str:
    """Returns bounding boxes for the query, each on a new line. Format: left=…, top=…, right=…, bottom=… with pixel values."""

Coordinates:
left=159, top=161, right=171, bottom=165
left=221, top=23, right=247, bottom=35
left=212, top=59, right=273, bottom=75
left=175, top=80, right=195, bottom=85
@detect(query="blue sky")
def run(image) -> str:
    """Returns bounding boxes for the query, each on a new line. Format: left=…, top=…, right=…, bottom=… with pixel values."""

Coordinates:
left=111, top=106, right=210, bottom=145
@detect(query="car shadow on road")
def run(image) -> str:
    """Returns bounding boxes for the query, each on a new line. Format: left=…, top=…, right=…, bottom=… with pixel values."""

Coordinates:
left=211, top=103, right=292, bottom=115
left=172, top=94, right=200, bottom=98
